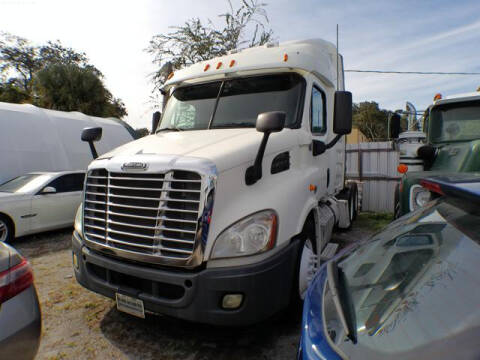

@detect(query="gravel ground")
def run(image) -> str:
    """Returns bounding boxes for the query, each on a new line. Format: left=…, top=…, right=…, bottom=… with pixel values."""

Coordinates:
left=11, top=222, right=375, bottom=360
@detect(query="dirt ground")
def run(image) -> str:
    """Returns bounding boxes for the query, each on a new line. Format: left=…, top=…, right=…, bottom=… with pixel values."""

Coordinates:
left=12, top=221, right=376, bottom=360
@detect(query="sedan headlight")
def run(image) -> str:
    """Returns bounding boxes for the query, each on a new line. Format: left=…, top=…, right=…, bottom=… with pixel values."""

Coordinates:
left=74, top=204, right=83, bottom=236
left=410, top=185, right=431, bottom=211
left=210, top=210, right=277, bottom=259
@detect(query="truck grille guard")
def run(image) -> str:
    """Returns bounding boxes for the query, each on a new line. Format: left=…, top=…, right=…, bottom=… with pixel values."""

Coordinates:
left=81, top=158, right=217, bottom=269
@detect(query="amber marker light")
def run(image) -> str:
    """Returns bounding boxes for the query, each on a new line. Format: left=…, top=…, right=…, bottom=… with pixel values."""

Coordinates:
left=433, top=93, right=442, bottom=101
left=216, top=62, right=223, bottom=69
left=229, top=59, right=236, bottom=67
left=283, top=53, right=288, bottom=62
left=309, top=184, right=317, bottom=192
left=167, top=72, right=174, bottom=80
left=204, top=64, right=210, bottom=71
left=397, top=164, right=408, bottom=174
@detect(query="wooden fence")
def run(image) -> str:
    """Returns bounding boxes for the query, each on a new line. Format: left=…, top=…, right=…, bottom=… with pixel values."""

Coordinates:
left=346, top=142, right=400, bottom=213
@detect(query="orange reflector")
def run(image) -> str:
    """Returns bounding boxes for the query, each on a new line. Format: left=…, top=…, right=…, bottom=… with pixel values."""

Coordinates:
left=309, top=184, right=317, bottom=192
left=216, top=62, right=222, bottom=69
left=167, top=72, right=174, bottom=80
left=204, top=64, right=210, bottom=71
left=397, top=164, right=408, bottom=174
left=229, top=60, right=235, bottom=67
left=283, top=53, right=288, bottom=62
left=433, top=93, right=442, bottom=101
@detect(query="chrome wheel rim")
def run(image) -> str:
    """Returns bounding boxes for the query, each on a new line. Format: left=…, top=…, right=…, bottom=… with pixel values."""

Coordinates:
left=0, top=220, right=8, bottom=242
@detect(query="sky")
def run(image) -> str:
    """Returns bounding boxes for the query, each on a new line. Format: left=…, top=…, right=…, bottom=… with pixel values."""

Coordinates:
left=1, top=0, right=480, bottom=129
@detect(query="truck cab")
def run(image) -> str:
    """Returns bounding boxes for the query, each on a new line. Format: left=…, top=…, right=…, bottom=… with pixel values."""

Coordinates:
left=72, top=39, right=357, bottom=325
left=395, top=91, right=480, bottom=217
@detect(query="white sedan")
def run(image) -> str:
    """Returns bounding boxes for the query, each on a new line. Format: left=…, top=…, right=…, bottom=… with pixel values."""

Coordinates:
left=0, top=171, right=85, bottom=242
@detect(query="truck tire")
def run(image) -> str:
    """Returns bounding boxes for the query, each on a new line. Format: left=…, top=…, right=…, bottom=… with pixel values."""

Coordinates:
left=291, top=218, right=317, bottom=309
left=350, top=182, right=359, bottom=221
left=0, top=215, right=13, bottom=243
left=338, top=182, right=358, bottom=229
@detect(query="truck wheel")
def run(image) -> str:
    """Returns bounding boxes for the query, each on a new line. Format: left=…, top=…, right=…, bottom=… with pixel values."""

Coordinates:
left=0, top=215, right=13, bottom=243
left=349, top=182, right=359, bottom=222
left=298, top=238, right=317, bottom=300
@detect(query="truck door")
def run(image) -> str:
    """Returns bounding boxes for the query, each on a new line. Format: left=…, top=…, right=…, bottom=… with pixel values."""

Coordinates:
left=310, top=84, right=329, bottom=196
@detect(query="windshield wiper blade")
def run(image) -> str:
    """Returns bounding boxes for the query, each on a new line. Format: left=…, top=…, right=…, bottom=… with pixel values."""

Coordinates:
left=211, top=122, right=255, bottom=129
left=156, top=127, right=184, bottom=133
left=327, top=261, right=358, bottom=344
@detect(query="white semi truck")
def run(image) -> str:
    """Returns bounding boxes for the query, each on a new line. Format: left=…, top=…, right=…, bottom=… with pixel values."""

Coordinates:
left=72, top=39, right=358, bottom=325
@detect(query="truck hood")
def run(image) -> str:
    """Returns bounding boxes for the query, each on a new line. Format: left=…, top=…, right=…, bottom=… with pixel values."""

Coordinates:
left=98, top=128, right=299, bottom=173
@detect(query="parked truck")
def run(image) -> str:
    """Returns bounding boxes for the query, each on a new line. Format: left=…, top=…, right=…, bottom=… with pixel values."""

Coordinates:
left=394, top=90, right=480, bottom=217
left=72, top=39, right=358, bottom=325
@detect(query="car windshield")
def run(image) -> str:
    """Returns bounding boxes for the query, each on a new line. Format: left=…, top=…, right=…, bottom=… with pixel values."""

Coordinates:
left=323, top=198, right=480, bottom=359
left=158, top=73, right=304, bottom=131
left=0, top=174, right=51, bottom=193
left=429, top=101, right=480, bottom=143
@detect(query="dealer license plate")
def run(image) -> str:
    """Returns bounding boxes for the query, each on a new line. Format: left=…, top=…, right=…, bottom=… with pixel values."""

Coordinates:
left=116, top=293, right=145, bottom=318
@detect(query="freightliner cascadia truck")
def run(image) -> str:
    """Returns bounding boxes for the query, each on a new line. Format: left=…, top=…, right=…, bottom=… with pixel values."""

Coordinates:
left=72, top=39, right=358, bottom=325
left=394, top=91, right=480, bottom=217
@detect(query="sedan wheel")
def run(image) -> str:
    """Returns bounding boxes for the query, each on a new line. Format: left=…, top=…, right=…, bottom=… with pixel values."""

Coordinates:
left=0, top=218, right=11, bottom=242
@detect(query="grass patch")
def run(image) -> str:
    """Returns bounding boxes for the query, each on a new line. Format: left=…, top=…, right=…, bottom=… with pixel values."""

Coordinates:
left=356, top=212, right=393, bottom=232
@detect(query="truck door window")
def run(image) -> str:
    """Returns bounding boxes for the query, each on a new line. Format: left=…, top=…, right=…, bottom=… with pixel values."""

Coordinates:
left=311, top=86, right=326, bottom=134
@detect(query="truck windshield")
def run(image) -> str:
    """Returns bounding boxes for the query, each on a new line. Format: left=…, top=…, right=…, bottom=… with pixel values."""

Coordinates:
left=158, top=73, right=305, bottom=131
left=429, top=101, right=480, bottom=143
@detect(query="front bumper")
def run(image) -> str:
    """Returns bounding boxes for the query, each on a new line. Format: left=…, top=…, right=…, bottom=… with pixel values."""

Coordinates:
left=72, top=231, right=301, bottom=326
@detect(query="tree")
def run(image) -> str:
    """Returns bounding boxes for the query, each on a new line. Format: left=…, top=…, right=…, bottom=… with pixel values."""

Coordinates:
left=0, top=32, right=126, bottom=118
left=34, top=64, right=127, bottom=118
left=352, top=101, right=389, bottom=141
left=135, top=128, right=150, bottom=138
left=147, top=0, right=273, bottom=91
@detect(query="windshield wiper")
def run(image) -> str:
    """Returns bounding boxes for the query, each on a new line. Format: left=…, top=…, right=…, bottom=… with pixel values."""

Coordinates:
left=156, top=127, right=184, bottom=133
left=211, top=122, right=255, bottom=129
left=327, top=261, right=357, bottom=344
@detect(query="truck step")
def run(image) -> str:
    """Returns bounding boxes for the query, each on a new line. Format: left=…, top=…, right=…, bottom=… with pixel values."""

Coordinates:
left=320, top=242, right=339, bottom=261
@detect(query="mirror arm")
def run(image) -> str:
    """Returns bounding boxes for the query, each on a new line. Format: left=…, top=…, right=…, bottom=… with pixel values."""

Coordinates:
left=326, top=134, right=343, bottom=149
left=245, top=132, right=271, bottom=186
left=88, top=142, right=99, bottom=159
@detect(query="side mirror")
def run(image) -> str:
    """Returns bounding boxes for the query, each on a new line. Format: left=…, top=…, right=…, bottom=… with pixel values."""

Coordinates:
left=333, top=91, right=352, bottom=135
left=256, top=111, right=285, bottom=133
left=81, top=127, right=102, bottom=159
left=245, top=111, right=286, bottom=186
left=41, top=186, right=56, bottom=194
left=152, top=111, right=161, bottom=134
left=389, top=113, right=401, bottom=139
left=417, top=144, right=436, bottom=169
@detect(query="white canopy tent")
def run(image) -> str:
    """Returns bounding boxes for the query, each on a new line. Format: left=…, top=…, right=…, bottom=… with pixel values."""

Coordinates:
left=0, top=102, right=137, bottom=184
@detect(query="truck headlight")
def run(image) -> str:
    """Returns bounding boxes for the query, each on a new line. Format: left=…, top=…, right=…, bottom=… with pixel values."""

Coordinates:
left=74, top=204, right=83, bottom=236
left=410, top=185, right=431, bottom=211
left=210, top=210, right=277, bottom=259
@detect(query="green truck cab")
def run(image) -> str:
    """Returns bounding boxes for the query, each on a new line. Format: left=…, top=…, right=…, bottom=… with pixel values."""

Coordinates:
left=394, top=91, right=480, bottom=217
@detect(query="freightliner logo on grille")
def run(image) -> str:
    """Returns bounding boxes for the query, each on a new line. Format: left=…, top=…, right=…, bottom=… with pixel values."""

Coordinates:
left=121, top=162, right=149, bottom=171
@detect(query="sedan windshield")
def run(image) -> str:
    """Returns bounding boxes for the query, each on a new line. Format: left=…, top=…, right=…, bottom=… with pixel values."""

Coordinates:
left=158, top=73, right=305, bottom=131
left=0, top=174, right=51, bottom=193
left=429, top=101, right=480, bottom=143
left=323, top=198, right=480, bottom=359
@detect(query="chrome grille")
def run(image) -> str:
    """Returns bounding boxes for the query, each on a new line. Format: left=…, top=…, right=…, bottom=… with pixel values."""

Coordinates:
left=83, top=168, right=203, bottom=264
